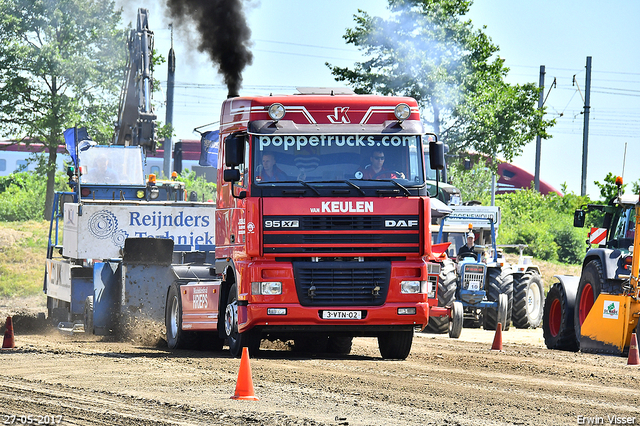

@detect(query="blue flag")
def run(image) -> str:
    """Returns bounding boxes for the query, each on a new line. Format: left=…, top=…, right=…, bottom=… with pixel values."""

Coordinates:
left=63, top=127, right=90, bottom=168
left=199, top=130, right=219, bottom=167
left=63, top=128, right=77, bottom=167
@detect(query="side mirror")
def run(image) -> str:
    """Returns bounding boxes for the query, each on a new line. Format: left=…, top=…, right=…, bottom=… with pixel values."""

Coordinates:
left=225, top=134, right=244, bottom=167
left=573, top=209, right=586, bottom=228
left=223, top=169, right=240, bottom=183
left=429, top=140, right=445, bottom=171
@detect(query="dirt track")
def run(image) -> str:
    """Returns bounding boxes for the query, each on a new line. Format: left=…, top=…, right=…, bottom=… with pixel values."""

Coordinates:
left=1, top=306, right=639, bottom=426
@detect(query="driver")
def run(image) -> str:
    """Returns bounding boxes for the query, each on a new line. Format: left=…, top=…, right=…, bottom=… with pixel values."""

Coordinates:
left=358, top=149, right=405, bottom=179
left=93, top=154, right=119, bottom=184
left=457, top=231, right=476, bottom=257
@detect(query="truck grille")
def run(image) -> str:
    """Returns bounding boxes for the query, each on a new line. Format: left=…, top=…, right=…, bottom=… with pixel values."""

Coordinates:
left=293, top=260, right=391, bottom=306
left=263, top=215, right=420, bottom=255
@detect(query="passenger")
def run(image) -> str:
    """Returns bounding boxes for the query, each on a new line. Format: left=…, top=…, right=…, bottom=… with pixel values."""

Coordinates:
left=256, top=152, right=289, bottom=182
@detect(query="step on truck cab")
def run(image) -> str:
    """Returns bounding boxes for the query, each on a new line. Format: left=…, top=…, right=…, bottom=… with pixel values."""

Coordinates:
left=213, top=88, right=447, bottom=359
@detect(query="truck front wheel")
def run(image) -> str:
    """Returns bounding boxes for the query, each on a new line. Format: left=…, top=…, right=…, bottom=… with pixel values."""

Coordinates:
left=378, top=330, right=413, bottom=360
left=224, top=284, right=261, bottom=357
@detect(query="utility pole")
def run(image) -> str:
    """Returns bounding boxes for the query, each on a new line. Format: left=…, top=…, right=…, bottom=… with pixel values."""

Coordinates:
left=534, top=65, right=545, bottom=192
left=163, top=24, right=175, bottom=179
left=581, top=56, right=592, bottom=196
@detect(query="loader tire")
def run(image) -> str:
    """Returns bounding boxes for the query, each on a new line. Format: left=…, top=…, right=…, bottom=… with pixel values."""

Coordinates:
left=423, top=259, right=457, bottom=334
left=483, top=267, right=513, bottom=331
left=543, top=282, right=578, bottom=351
left=573, top=260, right=622, bottom=345
left=512, top=271, right=544, bottom=329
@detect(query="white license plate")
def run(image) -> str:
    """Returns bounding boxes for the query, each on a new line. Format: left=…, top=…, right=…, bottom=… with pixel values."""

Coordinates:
left=322, top=310, right=362, bottom=320
left=468, top=281, right=480, bottom=291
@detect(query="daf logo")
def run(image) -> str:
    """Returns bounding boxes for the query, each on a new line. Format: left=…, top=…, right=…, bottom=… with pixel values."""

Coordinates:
left=385, top=220, right=418, bottom=228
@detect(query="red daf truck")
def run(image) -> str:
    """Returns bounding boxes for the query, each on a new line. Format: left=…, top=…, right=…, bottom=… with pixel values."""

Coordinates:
left=167, top=88, right=451, bottom=359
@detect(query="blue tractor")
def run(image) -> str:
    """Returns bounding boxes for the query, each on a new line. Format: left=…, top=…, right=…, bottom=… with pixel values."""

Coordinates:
left=425, top=206, right=513, bottom=334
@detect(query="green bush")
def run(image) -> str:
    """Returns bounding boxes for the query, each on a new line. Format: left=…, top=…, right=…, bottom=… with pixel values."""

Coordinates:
left=0, top=171, right=69, bottom=221
left=495, top=188, right=591, bottom=264
left=553, top=224, right=585, bottom=264
left=177, top=169, right=217, bottom=202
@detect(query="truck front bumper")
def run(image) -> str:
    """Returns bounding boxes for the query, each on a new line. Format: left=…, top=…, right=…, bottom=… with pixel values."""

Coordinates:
left=237, top=302, right=430, bottom=334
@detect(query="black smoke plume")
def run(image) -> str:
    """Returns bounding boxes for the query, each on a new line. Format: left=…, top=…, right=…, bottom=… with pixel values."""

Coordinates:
left=166, top=0, right=252, bottom=97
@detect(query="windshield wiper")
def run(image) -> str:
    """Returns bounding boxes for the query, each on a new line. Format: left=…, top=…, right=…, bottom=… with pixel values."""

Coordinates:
left=295, top=180, right=321, bottom=196
left=381, top=179, right=411, bottom=196
left=342, top=180, right=366, bottom=196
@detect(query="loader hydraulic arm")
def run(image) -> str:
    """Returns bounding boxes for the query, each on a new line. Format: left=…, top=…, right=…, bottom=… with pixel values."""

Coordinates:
left=113, top=8, right=157, bottom=153
left=629, top=202, right=640, bottom=300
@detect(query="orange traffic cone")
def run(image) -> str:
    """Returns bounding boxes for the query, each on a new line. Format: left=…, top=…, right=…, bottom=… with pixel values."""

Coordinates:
left=491, top=322, right=503, bottom=351
left=2, top=316, right=15, bottom=349
left=628, top=333, right=639, bottom=366
left=231, top=347, right=259, bottom=401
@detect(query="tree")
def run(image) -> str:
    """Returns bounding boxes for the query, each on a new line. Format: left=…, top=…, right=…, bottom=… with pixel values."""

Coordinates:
left=327, top=0, right=554, bottom=168
left=594, top=172, right=625, bottom=203
left=0, top=0, right=126, bottom=219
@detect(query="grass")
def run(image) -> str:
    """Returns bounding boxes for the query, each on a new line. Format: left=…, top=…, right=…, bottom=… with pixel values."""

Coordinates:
left=504, top=253, right=581, bottom=292
left=0, top=220, right=50, bottom=297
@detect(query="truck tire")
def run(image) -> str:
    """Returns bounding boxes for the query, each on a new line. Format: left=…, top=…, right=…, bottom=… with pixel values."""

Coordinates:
left=378, top=330, right=413, bottom=360
left=449, top=301, right=463, bottom=339
left=83, top=296, right=94, bottom=335
left=543, top=282, right=578, bottom=351
left=224, top=283, right=261, bottom=357
left=573, top=260, right=623, bottom=345
left=423, top=259, right=457, bottom=334
left=327, top=336, right=353, bottom=355
left=512, top=271, right=544, bottom=329
left=483, top=267, right=513, bottom=331
left=166, top=283, right=196, bottom=349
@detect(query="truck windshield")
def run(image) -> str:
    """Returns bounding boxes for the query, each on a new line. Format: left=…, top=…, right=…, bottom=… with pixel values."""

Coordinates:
left=79, top=146, right=145, bottom=186
left=251, top=134, right=424, bottom=185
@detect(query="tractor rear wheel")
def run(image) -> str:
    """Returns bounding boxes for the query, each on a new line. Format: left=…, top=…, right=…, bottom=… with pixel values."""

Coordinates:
left=542, top=282, right=578, bottom=351
left=483, top=267, right=513, bottom=331
left=512, top=271, right=544, bottom=329
left=423, top=259, right=457, bottom=334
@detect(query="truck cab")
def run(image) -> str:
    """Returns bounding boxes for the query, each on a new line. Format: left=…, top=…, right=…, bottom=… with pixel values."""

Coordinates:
left=215, top=89, right=446, bottom=359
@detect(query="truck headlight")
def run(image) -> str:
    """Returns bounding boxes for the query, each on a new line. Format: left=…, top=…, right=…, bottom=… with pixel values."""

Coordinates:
left=400, top=280, right=421, bottom=294
left=251, top=281, right=282, bottom=295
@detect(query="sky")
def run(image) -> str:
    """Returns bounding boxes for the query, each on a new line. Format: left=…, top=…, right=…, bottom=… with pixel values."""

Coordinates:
left=119, top=0, right=640, bottom=198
